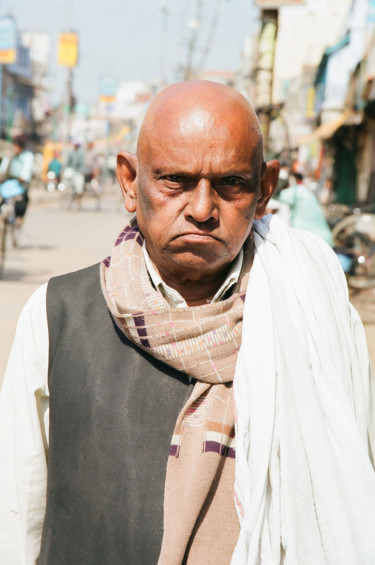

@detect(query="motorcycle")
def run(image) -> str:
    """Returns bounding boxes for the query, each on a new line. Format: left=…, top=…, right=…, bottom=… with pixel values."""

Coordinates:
left=332, top=212, right=375, bottom=290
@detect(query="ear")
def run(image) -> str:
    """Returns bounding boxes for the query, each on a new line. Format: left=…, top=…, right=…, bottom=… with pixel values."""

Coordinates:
left=254, top=160, right=281, bottom=220
left=116, top=151, right=138, bottom=213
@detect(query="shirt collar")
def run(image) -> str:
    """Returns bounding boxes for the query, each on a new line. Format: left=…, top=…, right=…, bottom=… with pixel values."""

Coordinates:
left=143, top=244, right=243, bottom=308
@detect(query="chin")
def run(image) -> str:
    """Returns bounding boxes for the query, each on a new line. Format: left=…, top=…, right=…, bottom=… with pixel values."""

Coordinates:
left=168, top=250, right=227, bottom=272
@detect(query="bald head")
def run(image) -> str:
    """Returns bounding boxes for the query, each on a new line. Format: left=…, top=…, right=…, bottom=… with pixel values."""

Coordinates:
left=137, top=80, right=263, bottom=169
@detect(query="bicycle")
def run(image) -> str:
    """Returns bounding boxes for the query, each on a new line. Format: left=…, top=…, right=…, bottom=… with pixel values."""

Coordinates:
left=59, top=168, right=85, bottom=210
left=84, top=170, right=103, bottom=211
left=0, top=200, right=16, bottom=278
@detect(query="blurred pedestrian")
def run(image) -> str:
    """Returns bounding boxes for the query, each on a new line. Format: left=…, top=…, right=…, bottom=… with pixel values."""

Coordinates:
left=277, top=171, right=334, bottom=246
left=84, top=141, right=99, bottom=183
left=0, top=134, right=34, bottom=225
left=64, top=142, right=85, bottom=198
left=47, top=151, right=62, bottom=183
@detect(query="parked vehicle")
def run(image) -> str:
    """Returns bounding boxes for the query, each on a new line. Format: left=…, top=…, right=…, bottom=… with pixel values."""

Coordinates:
left=333, top=211, right=375, bottom=290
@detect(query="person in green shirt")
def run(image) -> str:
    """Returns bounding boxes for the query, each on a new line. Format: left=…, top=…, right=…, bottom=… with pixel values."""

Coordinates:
left=278, top=172, right=334, bottom=246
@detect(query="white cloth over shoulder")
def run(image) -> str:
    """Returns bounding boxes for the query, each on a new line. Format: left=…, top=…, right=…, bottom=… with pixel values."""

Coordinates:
left=232, top=215, right=375, bottom=564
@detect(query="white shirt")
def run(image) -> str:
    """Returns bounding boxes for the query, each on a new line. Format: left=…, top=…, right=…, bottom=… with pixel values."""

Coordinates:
left=143, top=244, right=243, bottom=308
left=0, top=252, right=243, bottom=564
left=0, top=151, right=35, bottom=184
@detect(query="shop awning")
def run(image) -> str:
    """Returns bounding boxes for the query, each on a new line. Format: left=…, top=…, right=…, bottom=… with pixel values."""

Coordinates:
left=297, top=111, right=362, bottom=145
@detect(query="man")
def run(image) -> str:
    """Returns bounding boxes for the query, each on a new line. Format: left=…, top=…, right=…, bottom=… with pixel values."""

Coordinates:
left=0, top=134, right=34, bottom=224
left=277, top=171, right=334, bottom=245
left=64, top=141, right=85, bottom=204
left=47, top=151, right=62, bottom=183
left=1, top=81, right=374, bottom=565
left=83, top=141, right=99, bottom=183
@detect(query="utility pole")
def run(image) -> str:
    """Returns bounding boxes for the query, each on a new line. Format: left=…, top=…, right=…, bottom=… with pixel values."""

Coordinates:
left=60, top=0, right=76, bottom=162
left=184, top=0, right=203, bottom=81
left=62, top=66, right=73, bottom=160
left=197, top=0, right=223, bottom=73
left=255, top=8, right=278, bottom=157
left=159, top=2, right=170, bottom=86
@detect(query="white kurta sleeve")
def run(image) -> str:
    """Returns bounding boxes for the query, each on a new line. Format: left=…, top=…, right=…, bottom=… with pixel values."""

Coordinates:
left=0, top=283, right=49, bottom=565
left=349, top=303, right=375, bottom=462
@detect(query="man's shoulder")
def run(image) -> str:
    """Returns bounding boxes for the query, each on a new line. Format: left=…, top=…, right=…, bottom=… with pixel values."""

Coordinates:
left=261, top=215, right=341, bottom=278
left=48, top=263, right=102, bottom=300
left=46, top=263, right=106, bottom=336
left=49, top=262, right=100, bottom=284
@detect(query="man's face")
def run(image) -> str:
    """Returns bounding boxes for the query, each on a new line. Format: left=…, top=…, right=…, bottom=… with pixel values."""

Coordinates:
left=118, top=103, right=277, bottom=284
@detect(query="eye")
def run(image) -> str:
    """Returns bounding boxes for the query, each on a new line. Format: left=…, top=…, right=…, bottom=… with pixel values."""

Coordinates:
left=164, top=175, right=184, bottom=183
left=221, top=176, right=243, bottom=186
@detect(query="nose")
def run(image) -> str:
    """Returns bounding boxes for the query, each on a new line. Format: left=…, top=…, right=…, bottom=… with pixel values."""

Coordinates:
left=186, top=179, right=218, bottom=224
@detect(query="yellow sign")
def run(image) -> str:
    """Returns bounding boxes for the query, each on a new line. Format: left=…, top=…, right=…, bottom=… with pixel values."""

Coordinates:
left=99, top=95, right=116, bottom=103
left=305, top=87, right=316, bottom=119
left=58, top=32, right=78, bottom=67
left=0, top=48, right=16, bottom=64
left=255, top=0, right=304, bottom=5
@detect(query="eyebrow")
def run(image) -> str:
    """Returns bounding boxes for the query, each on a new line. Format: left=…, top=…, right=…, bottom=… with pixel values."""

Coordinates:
left=153, top=168, right=257, bottom=182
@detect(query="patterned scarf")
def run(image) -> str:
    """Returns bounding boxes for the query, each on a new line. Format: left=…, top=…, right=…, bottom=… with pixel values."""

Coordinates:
left=100, top=218, right=253, bottom=564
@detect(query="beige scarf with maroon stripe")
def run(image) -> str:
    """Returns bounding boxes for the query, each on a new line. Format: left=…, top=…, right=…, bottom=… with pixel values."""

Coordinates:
left=100, top=218, right=253, bottom=564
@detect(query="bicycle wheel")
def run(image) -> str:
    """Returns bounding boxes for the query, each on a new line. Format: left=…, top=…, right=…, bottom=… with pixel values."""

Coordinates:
left=0, top=218, right=8, bottom=278
left=347, top=246, right=375, bottom=289
left=333, top=214, right=375, bottom=289
left=10, top=219, right=21, bottom=248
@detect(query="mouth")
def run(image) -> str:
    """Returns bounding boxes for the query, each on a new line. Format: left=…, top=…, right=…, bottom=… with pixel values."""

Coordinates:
left=173, top=232, right=221, bottom=244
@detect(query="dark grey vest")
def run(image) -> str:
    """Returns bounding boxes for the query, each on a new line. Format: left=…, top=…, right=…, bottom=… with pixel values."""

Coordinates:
left=40, top=264, right=192, bottom=565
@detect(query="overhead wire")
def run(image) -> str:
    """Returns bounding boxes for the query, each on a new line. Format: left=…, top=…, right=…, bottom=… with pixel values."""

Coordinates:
left=197, top=0, right=224, bottom=73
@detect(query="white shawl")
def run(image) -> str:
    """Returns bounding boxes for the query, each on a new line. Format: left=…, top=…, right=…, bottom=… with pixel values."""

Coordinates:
left=232, top=215, right=375, bottom=565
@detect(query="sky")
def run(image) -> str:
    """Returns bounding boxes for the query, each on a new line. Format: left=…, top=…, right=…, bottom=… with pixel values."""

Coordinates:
left=1, top=0, right=260, bottom=107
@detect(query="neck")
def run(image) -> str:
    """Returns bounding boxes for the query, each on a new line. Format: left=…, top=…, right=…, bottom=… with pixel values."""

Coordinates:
left=160, top=269, right=230, bottom=307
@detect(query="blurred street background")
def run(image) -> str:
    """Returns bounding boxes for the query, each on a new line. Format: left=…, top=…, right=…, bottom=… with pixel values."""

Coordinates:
left=1, top=0, right=375, bottom=376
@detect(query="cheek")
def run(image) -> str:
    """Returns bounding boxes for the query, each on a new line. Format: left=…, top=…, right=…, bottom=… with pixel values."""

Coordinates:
left=226, top=197, right=257, bottom=228
left=136, top=183, right=179, bottom=242
left=136, top=181, right=160, bottom=217
left=221, top=200, right=257, bottom=248
left=137, top=178, right=185, bottom=220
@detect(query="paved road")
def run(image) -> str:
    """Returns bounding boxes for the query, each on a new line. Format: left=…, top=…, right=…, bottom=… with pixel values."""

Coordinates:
left=350, top=288, right=375, bottom=368
left=1, top=186, right=375, bottom=381
left=0, top=185, right=128, bottom=379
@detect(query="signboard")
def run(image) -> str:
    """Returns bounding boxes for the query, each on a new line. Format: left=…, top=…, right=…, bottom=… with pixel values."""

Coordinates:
left=0, top=17, right=17, bottom=64
left=255, top=0, right=305, bottom=6
left=256, top=20, right=277, bottom=108
left=99, top=75, right=117, bottom=104
left=58, top=32, right=78, bottom=67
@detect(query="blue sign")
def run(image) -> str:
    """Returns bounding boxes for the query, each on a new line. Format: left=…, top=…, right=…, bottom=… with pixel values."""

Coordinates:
left=99, top=75, right=117, bottom=102
left=0, top=17, right=16, bottom=63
